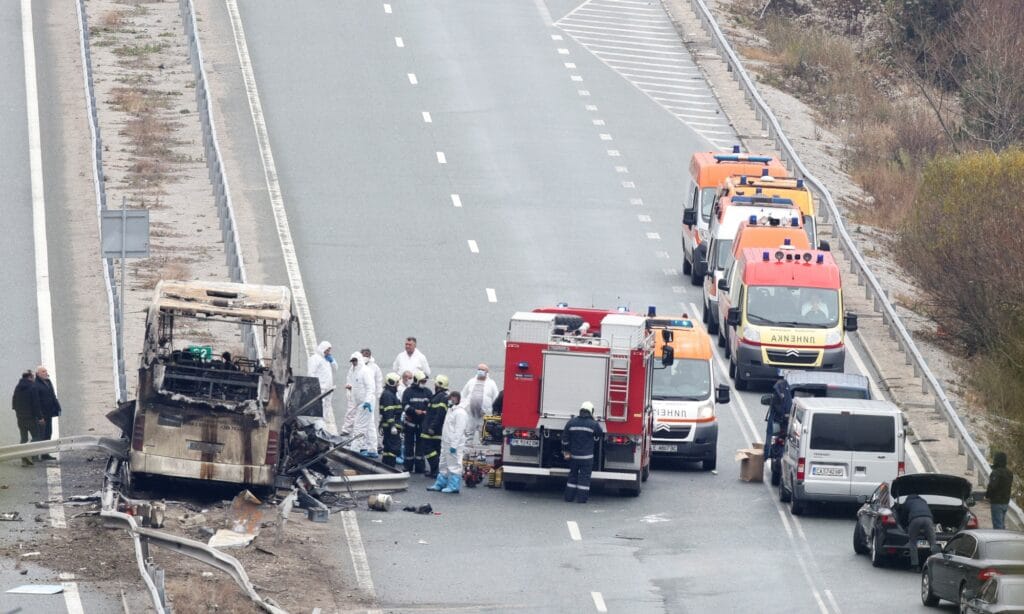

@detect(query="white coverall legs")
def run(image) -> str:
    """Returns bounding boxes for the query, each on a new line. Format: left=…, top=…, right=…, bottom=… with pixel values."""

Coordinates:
left=321, top=394, right=338, bottom=436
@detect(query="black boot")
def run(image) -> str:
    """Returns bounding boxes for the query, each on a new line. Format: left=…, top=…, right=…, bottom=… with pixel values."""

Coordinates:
left=21, top=457, right=34, bottom=467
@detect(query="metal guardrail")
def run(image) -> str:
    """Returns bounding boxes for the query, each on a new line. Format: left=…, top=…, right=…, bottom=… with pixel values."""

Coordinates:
left=683, top=0, right=1022, bottom=525
left=0, top=436, right=127, bottom=463
left=75, top=0, right=126, bottom=403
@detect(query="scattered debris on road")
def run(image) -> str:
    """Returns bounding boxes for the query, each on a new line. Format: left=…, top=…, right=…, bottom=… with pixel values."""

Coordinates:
left=0, top=512, right=22, bottom=521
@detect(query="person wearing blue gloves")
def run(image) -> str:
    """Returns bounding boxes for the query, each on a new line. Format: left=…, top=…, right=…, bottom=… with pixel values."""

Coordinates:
left=344, top=352, right=377, bottom=456
left=429, top=391, right=468, bottom=493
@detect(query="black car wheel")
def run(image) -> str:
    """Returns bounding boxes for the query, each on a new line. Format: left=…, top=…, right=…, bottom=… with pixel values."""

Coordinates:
left=870, top=531, right=885, bottom=567
left=683, top=255, right=692, bottom=276
left=920, top=568, right=939, bottom=607
left=790, top=487, right=806, bottom=516
left=853, top=522, right=869, bottom=555
left=779, top=475, right=792, bottom=503
left=735, top=366, right=749, bottom=391
left=770, top=458, right=781, bottom=486
left=702, top=453, right=717, bottom=471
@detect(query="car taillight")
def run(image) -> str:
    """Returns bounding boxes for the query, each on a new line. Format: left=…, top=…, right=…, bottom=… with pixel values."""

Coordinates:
left=978, top=568, right=1001, bottom=582
left=897, top=461, right=905, bottom=476
left=513, top=430, right=535, bottom=439
left=796, top=457, right=805, bottom=481
left=966, top=513, right=979, bottom=529
left=131, top=413, right=146, bottom=451
left=773, top=436, right=785, bottom=446
left=265, top=430, right=280, bottom=466
left=608, top=435, right=630, bottom=445
left=880, top=513, right=897, bottom=527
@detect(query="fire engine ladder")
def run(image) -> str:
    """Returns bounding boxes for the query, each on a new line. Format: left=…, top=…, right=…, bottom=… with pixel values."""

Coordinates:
left=607, top=345, right=630, bottom=422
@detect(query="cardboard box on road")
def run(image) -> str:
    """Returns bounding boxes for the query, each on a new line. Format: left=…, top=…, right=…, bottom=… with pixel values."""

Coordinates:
left=735, top=442, right=765, bottom=482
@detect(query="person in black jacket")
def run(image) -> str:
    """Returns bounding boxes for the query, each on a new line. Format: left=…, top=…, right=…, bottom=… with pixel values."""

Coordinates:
left=986, top=451, right=1013, bottom=530
left=379, top=372, right=404, bottom=468
left=561, top=402, right=604, bottom=504
left=421, top=375, right=449, bottom=478
left=34, top=366, right=61, bottom=460
left=12, top=370, right=44, bottom=466
left=401, top=371, right=432, bottom=474
left=904, top=494, right=939, bottom=569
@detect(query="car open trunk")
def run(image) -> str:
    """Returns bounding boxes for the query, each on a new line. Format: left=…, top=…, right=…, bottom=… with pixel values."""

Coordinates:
left=893, top=501, right=969, bottom=533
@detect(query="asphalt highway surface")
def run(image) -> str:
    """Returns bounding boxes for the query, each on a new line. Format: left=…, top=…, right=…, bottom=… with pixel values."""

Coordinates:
left=227, top=1, right=946, bottom=612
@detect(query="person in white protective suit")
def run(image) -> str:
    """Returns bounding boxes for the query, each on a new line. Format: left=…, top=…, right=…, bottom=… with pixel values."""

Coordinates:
left=460, top=363, right=499, bottom=444
left=307, top=341, right=339, bottom=435
left=343, top=352, right=377, bottom=456
left=428, top=391, right=469, bottom=494
left=360, top=348, right=383, bottom=453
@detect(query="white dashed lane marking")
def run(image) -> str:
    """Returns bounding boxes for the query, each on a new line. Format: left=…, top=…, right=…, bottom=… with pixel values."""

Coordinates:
left=646, top=232, right=661, bottom=240
left=552, top=34, right=563, bottom=40
left=630, top=197, right=643, bottom=206
left=607, top=149, right=620, bottom=157
left=451, top=194, right=462, bottom=208
left=556, top=0, right=735, bottom=149
left=585, top=104, right=598, bottom=111
left=591, top=591, right=608, bottom=613
left=422, top=111, right=432, bottom=123
left=436, top=151, right=447, bottom=164
left=383, top=3, right=391, bottom=14
left=486, top=288, right=497, bottom=303
left=467, top=240, right=479, bottom=253
left=558, top=48, right=570, bottom=55
left=564, top=62, right=577, bottom=68
left=578, top=89, right=591, bottom=96
left=637, top=214, right=651, bottom=222
left=599, top=133, right=612, bottom=140
left=395, top=36, right=404, bottom=48
left=407, top=73, right=418, bottom=84
left=622, top=181, right=635, bottom=188
left=567, top=521, right=582, bottom=541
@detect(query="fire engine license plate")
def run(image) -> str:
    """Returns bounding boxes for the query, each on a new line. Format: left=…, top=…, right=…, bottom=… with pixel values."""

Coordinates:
left=810, top=465, right=845, bottom=477
left=652, top=444, right=677, bottom=452
left=509, top=438, right=539, bottom=447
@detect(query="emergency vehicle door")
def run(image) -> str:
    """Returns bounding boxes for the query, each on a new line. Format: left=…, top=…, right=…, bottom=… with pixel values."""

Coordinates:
left=538, top=351, right=609, bottom=430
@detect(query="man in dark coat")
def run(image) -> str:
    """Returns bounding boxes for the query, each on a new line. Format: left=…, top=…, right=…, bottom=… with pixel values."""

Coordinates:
left=12, top=370, right=44, bottom=466
left=33, top=366, right=61, bottom=461
left=986, top=451, right=1013, bottom=530
left=561, top=402, right=604, bottom=504
left=904, top=493, right=939, bottom=570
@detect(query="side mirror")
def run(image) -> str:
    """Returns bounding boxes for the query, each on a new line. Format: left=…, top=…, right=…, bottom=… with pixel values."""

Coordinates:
left=661, top=345, right=675, bottom=367
left=683, top=209, right=697, bottom=227
left=717, top=279, right=729, bottom=292
left=661, top=329, right=673, bottom=343
left=760, top=394, right=772, bottom=406
left=727, top=308, right=741, bottom=326
left=715, top=384, right=730, bottom=404
left=844, top=312, right=858, bottom=332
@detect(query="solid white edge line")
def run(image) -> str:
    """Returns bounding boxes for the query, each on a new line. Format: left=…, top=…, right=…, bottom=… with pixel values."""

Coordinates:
left=24, top=0, right=69, bottom=538
left=533, top=0, right=554, bottom=26
left=486, top=288, right=497, bottom=303
left=825, top=588, right=843, bottom=614
left=226, top=2, right=379, bottom=607
left=591, top=591, right=608, bottom=613
left=567, top=520, right=582, bottom=541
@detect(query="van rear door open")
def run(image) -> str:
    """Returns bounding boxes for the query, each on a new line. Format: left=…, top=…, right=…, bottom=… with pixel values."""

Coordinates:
left=807, top=411, right=899, bottom=496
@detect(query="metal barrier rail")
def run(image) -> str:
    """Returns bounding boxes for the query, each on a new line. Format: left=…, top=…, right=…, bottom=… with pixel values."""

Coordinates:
left=682, top=0, right=1022, bottom=524
left=75, top=0, right=125, bottom=403
left=0, top=436, right=127, bottom=463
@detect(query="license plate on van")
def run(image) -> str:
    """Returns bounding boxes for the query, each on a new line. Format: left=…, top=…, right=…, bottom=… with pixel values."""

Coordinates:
left=810, top=465, right=845, bottom=477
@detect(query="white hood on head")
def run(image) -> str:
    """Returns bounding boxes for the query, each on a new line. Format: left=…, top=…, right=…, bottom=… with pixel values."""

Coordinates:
left=317, top=340, right=332, bottom=356
left=349, top=351, right=364, bottom=365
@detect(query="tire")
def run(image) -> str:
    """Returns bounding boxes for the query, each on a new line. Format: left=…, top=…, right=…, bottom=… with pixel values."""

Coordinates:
left=728, top=358, right=736, bottom=378
left=503, top=480, right=525, bottom=491
left=921, top=569, right=939, bottom=607
left=853, top=522, right=869, bottom=555
left=790, top=487, right=806, bottom=515
left=705, top=301, right=719, bottom=335
left=683, top=255, right=692, bottom=275
left=779, top=476, right=792, bottom=503
left=870, top=531, right=885, bottom=567
left=702, top=454, right=717, bottom=471
left=702, top=301, right=709, bottom=324
left=717, top=327, right=726, bottom=348
left=770, top=458, right=781, bottom=486
left=553, top=315, right=585, bottom=331
left=641, top=462, right=650, bottom=482
left=690, top=264, right=703, bottom=286
left=724, top=334, right=732, bottom=359
left=958, top=582, right=970, bottom=614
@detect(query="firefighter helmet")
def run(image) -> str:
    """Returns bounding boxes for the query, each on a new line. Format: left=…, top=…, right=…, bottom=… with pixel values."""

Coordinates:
left=435, top=374, right=449, bottom=389
left=414, top=370, right=427, bottom=384
left=580, top=401, right=595, bottom=415
left=385, top=372, right=400, bottom=386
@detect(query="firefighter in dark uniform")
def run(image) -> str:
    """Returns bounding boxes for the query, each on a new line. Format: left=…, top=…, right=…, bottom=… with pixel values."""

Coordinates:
left=562, top=401, right=604, bottom=504
left=379, top=372, right=404, bottom=468
left=421, top=374, right=450, bottom=478
left=402, top=370, right=432, bottom=473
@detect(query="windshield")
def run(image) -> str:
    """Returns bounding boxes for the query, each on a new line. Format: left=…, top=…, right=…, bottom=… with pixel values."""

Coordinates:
left=652, top=358, right=711, bottom=401
left=700, top=188, right=717, bottom=223
left=714, top=239, right=735, bottom=271
left=986, top=541, right=1024, bottom=561
left=745, top=286, right=840, bottom=328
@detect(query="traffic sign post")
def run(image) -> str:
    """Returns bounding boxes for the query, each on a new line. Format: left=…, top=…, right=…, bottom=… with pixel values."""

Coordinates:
left=101, top=202, right=149, bottom=401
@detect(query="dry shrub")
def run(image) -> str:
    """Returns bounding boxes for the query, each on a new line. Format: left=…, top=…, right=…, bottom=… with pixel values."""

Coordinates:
left=111, top=88, right=153, bottom=115
left=100, top=10, right=126, bottom=30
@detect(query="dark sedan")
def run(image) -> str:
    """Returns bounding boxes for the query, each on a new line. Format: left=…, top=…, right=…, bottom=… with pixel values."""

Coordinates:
left=922, top=530, right=1024, bottom=613
left=963, top=576, right=1024, bottom=613
left=854, top=473, right=977, bottom=567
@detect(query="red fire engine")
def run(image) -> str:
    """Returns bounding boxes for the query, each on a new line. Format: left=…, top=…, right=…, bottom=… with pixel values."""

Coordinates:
left=500, top=306, right=654, bottom=496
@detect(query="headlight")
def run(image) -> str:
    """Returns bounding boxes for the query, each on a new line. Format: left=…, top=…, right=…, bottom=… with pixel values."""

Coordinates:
left=698, top=403, right=715, bottom=419
left=825, top=329, right=842, bottom=345
left=743, top=327, right=761, bottom=342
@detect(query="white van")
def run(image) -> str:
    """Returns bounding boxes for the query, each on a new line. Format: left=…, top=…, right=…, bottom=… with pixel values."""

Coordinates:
left=779, top=398, right=905, bottom=515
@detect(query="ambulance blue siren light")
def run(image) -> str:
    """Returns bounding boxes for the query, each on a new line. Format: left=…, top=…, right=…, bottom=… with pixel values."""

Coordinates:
left=762, top=251, right=770, bottom=261
left=732, top=145, right=741, bottom=153
left=647, top=305, right=657, bottom=317
left=797, top=179, right=805, bottom=188
left=784, top=238, right=791, bottom=246
left=762, top=167, right=770, bottom=176
left=749, top=215, right=757, bottom=224
left=791, top=217, right=799, bottom=227
left=816, top=254, right=825, bottom=264
left=740, top=176, right=748, bottom=185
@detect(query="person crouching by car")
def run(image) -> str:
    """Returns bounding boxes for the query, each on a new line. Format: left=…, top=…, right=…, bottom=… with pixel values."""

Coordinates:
left=904, top=493, right=939, bottom=570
